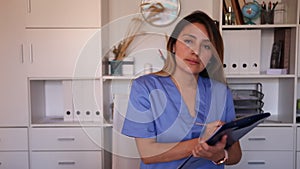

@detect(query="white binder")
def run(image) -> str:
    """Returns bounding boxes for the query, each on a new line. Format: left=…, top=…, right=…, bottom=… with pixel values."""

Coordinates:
left=63, top=80, right=74, bottom=122
left=223, top=30, right=261, bottom=75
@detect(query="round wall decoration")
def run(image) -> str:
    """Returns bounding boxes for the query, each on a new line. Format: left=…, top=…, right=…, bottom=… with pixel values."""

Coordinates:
left=140, top=0, right=181, bottom=26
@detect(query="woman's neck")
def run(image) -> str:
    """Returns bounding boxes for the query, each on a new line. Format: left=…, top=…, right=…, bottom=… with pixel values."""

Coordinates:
left=172, top=70, right=198, bottom=89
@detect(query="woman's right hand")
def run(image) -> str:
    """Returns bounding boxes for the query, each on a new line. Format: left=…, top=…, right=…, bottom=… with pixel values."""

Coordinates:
left=200, top=120, right=224, bottom=142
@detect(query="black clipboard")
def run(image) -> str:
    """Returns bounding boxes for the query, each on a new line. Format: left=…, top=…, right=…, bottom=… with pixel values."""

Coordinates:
left=177, top=112, right=271, bottom=169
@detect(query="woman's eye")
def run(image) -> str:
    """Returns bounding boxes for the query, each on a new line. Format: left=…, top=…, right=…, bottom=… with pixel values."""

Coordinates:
left=201, top=42, right=212, bottom=50
left=183, top=39, right=193, bottom=45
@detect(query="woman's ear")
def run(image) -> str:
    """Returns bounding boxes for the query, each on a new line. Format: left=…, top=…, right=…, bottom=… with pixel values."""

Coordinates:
left=172, top=46, right=176, bottom=54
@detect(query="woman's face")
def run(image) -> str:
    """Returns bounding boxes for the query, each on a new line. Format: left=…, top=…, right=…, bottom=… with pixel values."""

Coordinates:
left=173, top=22, right=213, bottom=75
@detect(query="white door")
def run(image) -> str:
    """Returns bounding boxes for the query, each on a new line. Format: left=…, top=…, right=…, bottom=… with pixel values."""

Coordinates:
left=26, top=29, right=101, bottom=78
left=0, top=0, right=29, bottom=126
left=26, top=0, right=101, bottom=28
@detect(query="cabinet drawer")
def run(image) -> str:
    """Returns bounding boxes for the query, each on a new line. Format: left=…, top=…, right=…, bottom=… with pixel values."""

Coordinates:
left=240, top=127, right=293, bottom=150
left=297, top=127, right=300, bottom=151
left=31, top=151, right=102, bottom=169
left=0, top=152, right=29, bottom=169
left=31, top=127, right=102, bottom=150
left=297, top=152, right=300, bottom=169
left=226, top=151, right=293, bottom=169
left=0, top=128, right=28, bottom=150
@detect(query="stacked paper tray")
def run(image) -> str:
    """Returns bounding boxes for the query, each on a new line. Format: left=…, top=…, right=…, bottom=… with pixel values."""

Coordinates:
left=229, top=83, right=264, bottom=117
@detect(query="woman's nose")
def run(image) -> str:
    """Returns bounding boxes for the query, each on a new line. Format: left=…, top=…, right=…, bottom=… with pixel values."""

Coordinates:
left=191, top=45, right=200, bottom=56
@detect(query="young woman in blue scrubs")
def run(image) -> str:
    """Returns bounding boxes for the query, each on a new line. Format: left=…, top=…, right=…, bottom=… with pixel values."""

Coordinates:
left=122, top=10, right=242, bottom=169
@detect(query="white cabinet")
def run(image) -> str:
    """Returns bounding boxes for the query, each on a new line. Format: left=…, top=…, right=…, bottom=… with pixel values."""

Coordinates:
left=0, top=152, right=29, bottom=169
left=226, top=127, right=294, bottom=169
left=297, top=128, right=300, bottom=169
left=220, top=0, right=300, bottom=168
left=24, top=0, right=107, bottom=167
left=297, top=127, right=300, bottom=151
left=31, top=151, right=102, bottom=169
left=30, top=127, right=102, bottom=151
left=0, top=0, right=29, bottom=126
left=30, top=127, right=103, bottom=169
left=26, top=29, right=101, bottom=78
left=240, top=127, right=293, bottom=151
left=0, top=128, right=28, bottom=151
left=222, top=0, right=298, bottom=124
left=29, top=79, right=103, bottom=125
left=0, top=128, right=29, bottom=169
left=25, top=0, right=106, bottom=78
left=297, top=152, right=300, bottom=169
left=26, top=0, right=102, bottom=28
left=226, top=151, right=293, bottom=169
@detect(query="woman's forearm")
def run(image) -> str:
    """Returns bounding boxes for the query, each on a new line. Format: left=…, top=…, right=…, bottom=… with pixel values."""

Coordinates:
left=135, top=138, right=198, bottom=164
left=225, top=141, right=242, bottom=165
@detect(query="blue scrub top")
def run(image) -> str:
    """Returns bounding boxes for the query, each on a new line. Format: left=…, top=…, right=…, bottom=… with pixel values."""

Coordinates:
left=122, top=74, right=236, bottom=169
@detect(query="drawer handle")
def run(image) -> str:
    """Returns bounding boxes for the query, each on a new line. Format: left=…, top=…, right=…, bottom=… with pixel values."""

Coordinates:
left=248, top=161, right=266, bottom=165
left=57, top=138, right=75, bottom=141
left=21, top=44, right=24, bottom=63
left=248, top=137, right=266, bottom=141
left=27, top=0, right=32, bottom=13
left=29, top=44, right=33, bottom=63
left=58, top=161, right=76, bottom=165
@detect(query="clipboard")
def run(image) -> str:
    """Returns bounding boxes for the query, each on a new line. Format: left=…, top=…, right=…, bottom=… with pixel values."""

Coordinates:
left=206, top=112, right=270, bottom=148
left=177, top=112, right=271, bottom=169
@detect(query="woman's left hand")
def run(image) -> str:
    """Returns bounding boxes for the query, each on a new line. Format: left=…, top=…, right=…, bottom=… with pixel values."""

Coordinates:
left=192, top=135, right=227, bottom=162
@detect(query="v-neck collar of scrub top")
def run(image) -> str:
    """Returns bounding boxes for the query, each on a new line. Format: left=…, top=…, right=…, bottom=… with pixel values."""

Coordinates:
left=152, top=75, right=211, bottom=142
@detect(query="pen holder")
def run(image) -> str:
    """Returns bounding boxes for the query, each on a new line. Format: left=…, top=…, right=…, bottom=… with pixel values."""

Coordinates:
left=261, top=9, right=274, bottom=24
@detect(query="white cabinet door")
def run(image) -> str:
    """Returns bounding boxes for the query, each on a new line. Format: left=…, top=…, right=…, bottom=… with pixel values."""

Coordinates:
left=297, top=152, right=300, bottom=169
left=297, top=127, right=300, bottom=151
left=240, top=127, right=293, bottom=151
left=31, top=127, right=102, bottom=151
left=0, top=152, right=29, bottom=169
left=0, top=0, right=29, bottom=126
left=26, top=29, right=101, bottom=78
left=31, top=151, right=102, bottom=169
left=26, top=0, right=101, bottom=28
left=225, top=151, right=293, bottom=169
left=0, top=128, right=28, bottom=151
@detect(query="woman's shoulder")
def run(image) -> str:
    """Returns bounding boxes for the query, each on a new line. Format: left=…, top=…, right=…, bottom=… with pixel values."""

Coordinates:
left=134, top=72, right=169, bottom=84
left=200, top=76, right=229, bottom=90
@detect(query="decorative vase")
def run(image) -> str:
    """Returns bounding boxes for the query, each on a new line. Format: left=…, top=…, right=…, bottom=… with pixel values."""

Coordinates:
left=109, top=60, right=123, bottom=75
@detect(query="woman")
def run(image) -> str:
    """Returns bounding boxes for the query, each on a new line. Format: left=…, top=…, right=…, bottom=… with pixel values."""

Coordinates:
left=121, top=10, right=242, bottom=169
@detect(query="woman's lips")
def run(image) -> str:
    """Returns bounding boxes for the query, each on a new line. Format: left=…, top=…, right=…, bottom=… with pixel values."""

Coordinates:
left=185, top=59, right=200, bottom=65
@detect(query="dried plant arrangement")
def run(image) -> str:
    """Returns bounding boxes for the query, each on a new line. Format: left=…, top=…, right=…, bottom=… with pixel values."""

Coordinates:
left=112, top=2, right=165, bottom=61
left=112, top=17, right=144, bottom=61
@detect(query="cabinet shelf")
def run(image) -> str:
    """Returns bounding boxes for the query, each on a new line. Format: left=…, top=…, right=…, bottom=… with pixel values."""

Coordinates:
left=30, top=116, right=107, bottom=127
left=103, top=75, right=136, bottom=80
left=226, top=74, right=296, bottom=79
left=29, top=79, right=103, bottom=126
left=222, top=24, right=297, bottom=29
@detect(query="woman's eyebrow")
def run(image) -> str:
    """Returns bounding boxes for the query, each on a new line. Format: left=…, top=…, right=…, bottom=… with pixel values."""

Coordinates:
left=182, top=34, right=210, bottom=42
left=202, top=39, right=211, bottom=43
left=182, top=34, right=197, bottom=39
